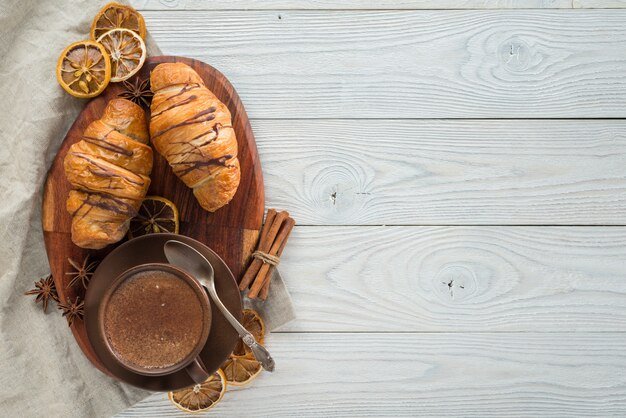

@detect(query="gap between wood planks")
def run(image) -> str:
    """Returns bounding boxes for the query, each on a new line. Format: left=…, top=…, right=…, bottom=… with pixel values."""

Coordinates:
left=268, top=330, right=626, bottom=334
left=291, top=224, right=626, bottom=227
left=247, top=118, right=626, bottom=121
left=134, top=8, right=626, bottom=11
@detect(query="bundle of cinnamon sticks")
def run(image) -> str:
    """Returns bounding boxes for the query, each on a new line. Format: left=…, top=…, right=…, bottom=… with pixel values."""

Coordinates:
left=240, top=209, right=295, bottom=300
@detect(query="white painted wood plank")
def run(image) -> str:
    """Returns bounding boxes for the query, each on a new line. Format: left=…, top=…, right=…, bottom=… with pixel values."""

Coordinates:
left=277, top=226, right=626, bottom=332
left=256, top=119, right=626, bottom=225
left=133, top=0, right=626, bottom=9
left=574, top=0, right=626, bottom=7
left=116, top=333, right=626, bottom=417
left=143, top=10, right=626, bottom=118
left=133, top=0, right=572, bottom=10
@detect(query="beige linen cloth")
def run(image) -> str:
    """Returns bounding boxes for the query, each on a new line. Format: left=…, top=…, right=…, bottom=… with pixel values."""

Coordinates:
left=0, top=1, right=294, bottom=416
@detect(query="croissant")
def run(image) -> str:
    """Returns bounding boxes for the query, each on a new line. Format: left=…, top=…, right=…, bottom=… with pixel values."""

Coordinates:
left=149, top=63, right=240, bottom=212
left=64, top=99, right=152, bottom=249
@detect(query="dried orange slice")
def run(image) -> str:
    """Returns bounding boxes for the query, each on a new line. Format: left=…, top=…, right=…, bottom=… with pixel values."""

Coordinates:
left=169, top=369, right=227, bottom=413
left=97, top=28, right=146, bottom=82
left=91, top=2, right=146, bottom=40
left=221, top=352, right=262, bottom=386
left=56, top=40, right=111, bottom=98
left=221, top=309, right=265, bottom=386
left=232, top=309, right=265, bottom=356
left=128, top=196, right=179, bottom=238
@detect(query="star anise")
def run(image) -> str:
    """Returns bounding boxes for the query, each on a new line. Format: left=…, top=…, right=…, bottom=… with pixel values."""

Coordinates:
left=24, top=274, right=59, bottom=313
left=58, top=296, right=84, bottom=327
left=66, top=255, right=98, bottom=290
left=118, top=76, right=153, bottom=107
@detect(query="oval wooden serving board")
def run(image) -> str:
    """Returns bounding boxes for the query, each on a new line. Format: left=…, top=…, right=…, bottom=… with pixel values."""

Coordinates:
left=42, top=56, right=264, bottom=374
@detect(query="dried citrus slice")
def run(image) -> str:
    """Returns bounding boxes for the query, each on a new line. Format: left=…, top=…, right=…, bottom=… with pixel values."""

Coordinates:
left=91, top=2, right=146, bottom=40
left=97, top=28, right=146, bottom=82
left=221, top=352, right=262, bottom=386
left=128, top=196, right=179, bottom=238
left=232, top=309, right=265, bottom=356
left=169, top=369, right=227, bottom=413
left=221, top=310, right=265, bottom=386
left=56, top=40, right=111, bottom=98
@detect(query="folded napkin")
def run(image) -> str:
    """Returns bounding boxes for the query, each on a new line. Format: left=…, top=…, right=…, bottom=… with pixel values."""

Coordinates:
left=0, top=1, right=294, bottom=416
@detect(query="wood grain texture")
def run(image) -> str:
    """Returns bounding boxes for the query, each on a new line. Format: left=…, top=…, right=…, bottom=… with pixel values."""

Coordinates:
left=42, top=56, right=264, bottom=373
left=132, top=0, right=572, bottom=10
left=116, top=333, right=626, bottom=417
left=574, top=0, right=626, bottom=7
left=104, top=6, right=626, bottom=418
left=134, top=0, right=626, bottom=9
left=255, top=119, right=626, bottom=225
left=276, top=226, right=626, bottom=332
left=143, top=10, right=626, bottom=118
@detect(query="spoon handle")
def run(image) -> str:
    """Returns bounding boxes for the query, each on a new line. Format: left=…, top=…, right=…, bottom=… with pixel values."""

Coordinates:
left=205, top=284, right=275, bottom=372
left=243, top=334, right=275, bottom=372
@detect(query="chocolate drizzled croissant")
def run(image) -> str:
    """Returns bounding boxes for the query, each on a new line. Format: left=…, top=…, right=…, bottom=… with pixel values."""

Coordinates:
left=149, top=63, right=240, bottom=212
left=64, top=99, right=153, bottom=249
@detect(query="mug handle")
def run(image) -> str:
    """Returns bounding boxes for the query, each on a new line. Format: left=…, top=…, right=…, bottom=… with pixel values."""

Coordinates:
left=185, top=356, right=210, bottom=384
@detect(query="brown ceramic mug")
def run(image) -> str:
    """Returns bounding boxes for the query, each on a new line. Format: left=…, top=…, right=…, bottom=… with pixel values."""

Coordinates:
left=98, top=263, right=212, bottom=383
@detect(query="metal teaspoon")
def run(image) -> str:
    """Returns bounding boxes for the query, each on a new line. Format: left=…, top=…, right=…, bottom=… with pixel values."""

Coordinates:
left=163, top=240, right=275, bottom=372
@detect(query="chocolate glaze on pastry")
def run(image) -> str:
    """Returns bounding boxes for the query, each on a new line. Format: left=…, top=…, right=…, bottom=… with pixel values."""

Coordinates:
left=150, top=63, right=240, bottom=212
left=63, top=99, right=153, bottom=249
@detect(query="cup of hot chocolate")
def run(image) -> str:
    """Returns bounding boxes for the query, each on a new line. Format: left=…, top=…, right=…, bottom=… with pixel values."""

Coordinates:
left=98, top=263, right=212, bottom=383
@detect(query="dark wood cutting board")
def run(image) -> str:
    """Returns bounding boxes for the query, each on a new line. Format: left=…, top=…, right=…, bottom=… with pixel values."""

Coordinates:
left=42, top=56, right=264, bottom=374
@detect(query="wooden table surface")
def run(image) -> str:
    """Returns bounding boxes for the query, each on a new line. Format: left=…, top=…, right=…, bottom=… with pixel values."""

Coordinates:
left=119, top=1, right=626, bottom=416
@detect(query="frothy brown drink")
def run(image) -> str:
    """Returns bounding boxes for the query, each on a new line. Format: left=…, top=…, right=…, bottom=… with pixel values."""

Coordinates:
left=103, top=269, right=206, bottom=371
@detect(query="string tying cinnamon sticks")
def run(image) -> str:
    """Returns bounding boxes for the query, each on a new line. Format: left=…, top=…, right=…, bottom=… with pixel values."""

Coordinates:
left=250, top=251, right=280, bottom=266
left=240, top=209, right=295, bottom=300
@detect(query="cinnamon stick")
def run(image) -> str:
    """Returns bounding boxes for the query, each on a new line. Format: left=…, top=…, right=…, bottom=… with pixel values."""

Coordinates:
left=258, top=275, right=271, bottom=300
left=239, top=209, right=277, bottom=290
left=259, top=217, right=296, bottom=300
left=248, top=217, right=295, bottom=299
left=239, top=210, right=274, bottom=290
left=238, top=210, right=285, bottom=291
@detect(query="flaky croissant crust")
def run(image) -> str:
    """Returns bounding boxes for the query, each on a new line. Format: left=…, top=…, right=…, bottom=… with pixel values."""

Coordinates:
left=150, top=63, right=240, bottom=212
left=64, top=99, right=152, bottom=249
